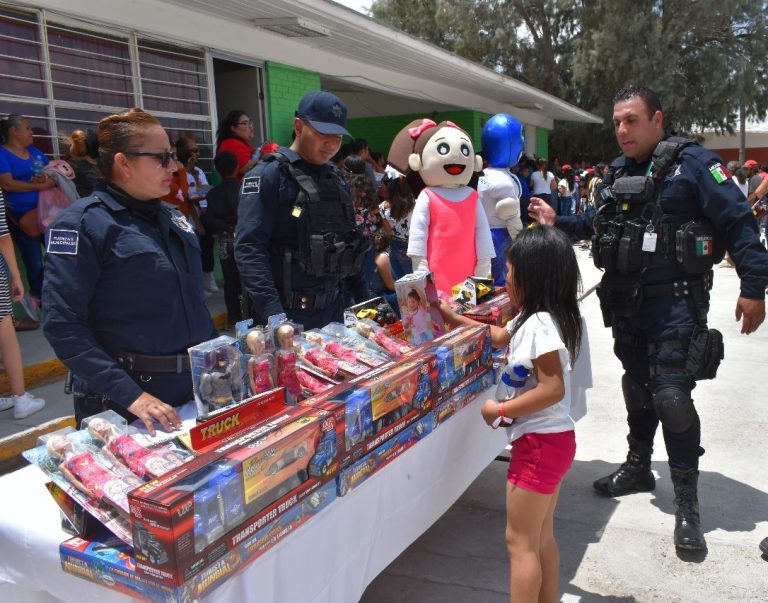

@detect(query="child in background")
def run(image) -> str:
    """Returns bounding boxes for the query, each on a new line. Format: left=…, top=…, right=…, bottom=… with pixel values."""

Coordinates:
left=0, top=188, right=45, bottom=418
left=440, top=224, right=585, bottom=603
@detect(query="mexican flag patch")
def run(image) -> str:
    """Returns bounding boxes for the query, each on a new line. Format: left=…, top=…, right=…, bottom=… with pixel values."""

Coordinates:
left=709, top=163, right=731, bottom=184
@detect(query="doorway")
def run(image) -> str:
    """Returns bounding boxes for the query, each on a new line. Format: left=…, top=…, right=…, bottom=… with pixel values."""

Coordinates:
left=212, top=57, right=267, bottom=151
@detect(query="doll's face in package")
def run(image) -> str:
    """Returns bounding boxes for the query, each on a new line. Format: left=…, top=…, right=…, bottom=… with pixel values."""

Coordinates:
left=411, top=126, right=477, bottom=188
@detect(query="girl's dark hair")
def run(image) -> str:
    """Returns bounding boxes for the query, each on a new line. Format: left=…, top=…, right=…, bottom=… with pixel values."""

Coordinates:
left=175, top=136, right=191, bottom=165
left=216, top=110, right=247, bottom=150
left=374, top=232, right=391, bottom=252
left=214, top=151, right=238, bottom=178
left=564, top=168, right=575, bottom=190
left=97, top=108, right=162, bottom=180
left=506, top=225, right=582, bottom=361
left=343, top=154, right=367, bottom=175
left=407, top=288, right=421, bottom=302
left=0, top=114, right=24, bottom=144
left=386, top=176, right=415, bottom=221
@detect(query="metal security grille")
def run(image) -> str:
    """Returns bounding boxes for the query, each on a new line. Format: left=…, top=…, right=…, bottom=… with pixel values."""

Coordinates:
left=0, top=4, right=214, bottom=168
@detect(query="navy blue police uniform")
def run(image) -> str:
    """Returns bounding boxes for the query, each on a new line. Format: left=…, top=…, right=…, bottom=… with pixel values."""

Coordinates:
left=556, top=139, right=768, bottom=471
left=42, top=186, right=217, bottom=426
left=235, top=147, right=370, bottom=330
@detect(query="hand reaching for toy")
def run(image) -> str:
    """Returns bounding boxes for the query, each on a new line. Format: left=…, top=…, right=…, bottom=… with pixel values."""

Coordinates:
left=127, top=392, right=182, bottom=436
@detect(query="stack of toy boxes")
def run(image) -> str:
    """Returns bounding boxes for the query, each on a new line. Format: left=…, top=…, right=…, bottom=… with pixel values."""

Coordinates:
left=60, top=479, right=337, bottom=602
left=462, top=292, right=515, bottom=327
left=423, top=324, right=494, bottom=425
left=300, top=352, right=438, bottom=468
left=127, top=404, right=340, bottom=587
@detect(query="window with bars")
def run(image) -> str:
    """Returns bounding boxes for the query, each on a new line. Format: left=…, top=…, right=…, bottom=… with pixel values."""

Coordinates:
left=0, top=4, right=216, bottom=165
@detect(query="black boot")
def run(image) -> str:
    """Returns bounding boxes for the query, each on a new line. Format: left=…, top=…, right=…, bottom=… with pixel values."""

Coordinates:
left=671, top=468, right=707, bottom=551
left=593, top=436, right=655, bottom=496
left=760, top=537, right=768, bottom=558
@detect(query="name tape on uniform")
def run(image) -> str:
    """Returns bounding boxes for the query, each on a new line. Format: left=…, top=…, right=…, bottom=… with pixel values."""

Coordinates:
left=242, top=176, right=261, bottom=194
left=46, top=229, right=79, bottom=255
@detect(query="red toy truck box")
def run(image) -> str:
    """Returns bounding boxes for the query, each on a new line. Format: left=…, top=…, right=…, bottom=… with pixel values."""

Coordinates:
left=128, top=404, right=340, bottom=586
left=462, top=292, right=516, bottom=327
left=300, top=353, right=437, bottom=467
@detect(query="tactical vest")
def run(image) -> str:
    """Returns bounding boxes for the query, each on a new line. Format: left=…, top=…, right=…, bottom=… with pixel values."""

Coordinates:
left=591, top=137, right=723, bottom=276
left=267, top=153, right=369, bottom=279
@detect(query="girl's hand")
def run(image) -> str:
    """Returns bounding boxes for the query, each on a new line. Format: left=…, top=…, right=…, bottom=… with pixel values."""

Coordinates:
left=480, top=398, right=500, bottom=426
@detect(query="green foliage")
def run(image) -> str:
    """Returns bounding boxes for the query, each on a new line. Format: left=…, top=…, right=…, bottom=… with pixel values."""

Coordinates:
left=371, top=0, right=768, bottom=162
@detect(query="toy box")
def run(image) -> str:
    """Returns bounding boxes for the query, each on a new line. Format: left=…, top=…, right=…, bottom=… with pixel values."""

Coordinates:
left=344, top=295, right=400, bottom=331
left=301, top=353, right=438, bottom=467
left=61, top=480, right=337, bottom=602
left=426, top=324, right=492, bottom=404
left=336, top=410, right=437, bottom=496
left=189, top=335, right=244, bottom=417
left=451, top=276, right=494, bottom=307
left=462, top=292, right=516, bottom=327
left=434, top=370, right=495, bottom=426
left=394, top=272, right=446, bottom=345
left=128, top=405, right=340, bottom=586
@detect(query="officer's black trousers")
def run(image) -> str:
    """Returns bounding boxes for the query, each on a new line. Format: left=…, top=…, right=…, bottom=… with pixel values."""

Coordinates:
left=612, top=296, right=706, bottom=471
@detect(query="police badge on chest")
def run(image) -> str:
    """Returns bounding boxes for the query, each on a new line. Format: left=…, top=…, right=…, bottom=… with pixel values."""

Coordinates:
left=171, top=212, right=195, bottom=233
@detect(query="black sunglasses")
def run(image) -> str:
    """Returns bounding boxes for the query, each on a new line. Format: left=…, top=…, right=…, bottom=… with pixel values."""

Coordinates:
left=124, top=150, right=177, bottom=168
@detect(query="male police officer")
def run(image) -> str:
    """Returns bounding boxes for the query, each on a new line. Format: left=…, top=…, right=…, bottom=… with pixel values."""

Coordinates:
left=529, top=85, right=768, bottom=551
left=235, top=91, right=370, bottom=330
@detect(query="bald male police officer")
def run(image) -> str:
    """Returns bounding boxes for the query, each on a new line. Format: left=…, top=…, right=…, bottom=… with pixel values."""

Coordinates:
left=529, top=85, right=768, bottom=552
left=235, top=92, right=370, bottom=330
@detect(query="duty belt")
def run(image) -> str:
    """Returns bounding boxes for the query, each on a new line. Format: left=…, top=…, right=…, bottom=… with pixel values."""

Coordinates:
left=643, top=271, right=713, bottom=299
left=115, top=351, right=191, bottom=373
left=283, top=289, right=339, bottom=312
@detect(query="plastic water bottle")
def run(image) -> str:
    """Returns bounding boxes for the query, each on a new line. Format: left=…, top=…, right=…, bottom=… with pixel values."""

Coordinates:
left=31, top=156, right=44, bottom=178
left=496, top=363, right=530, bottom=400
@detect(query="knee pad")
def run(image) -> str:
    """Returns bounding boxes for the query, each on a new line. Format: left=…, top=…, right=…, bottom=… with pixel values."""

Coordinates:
left=653, top=385, right=697, bottom=433
left=622, top=373, right=651, bottom=415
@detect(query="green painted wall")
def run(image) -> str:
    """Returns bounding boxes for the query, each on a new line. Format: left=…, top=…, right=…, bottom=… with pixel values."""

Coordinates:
left=265, top=62, right=321, bottom=146
left=347, top=110, right=491, bottom=156
left=536, top=126, right=549, bottom=159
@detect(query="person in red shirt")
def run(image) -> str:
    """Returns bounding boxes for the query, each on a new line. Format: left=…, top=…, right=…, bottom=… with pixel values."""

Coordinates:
left=216, top=111, right=257, bottom=179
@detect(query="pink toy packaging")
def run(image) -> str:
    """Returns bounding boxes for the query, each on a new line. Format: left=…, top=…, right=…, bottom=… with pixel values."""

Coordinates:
left=394, top=271, right=445, bottom=345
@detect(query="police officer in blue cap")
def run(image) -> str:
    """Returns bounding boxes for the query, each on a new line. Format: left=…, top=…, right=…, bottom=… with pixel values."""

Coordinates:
left=42, top=108, right=216, bottom=435
left=529, top=85, right=768, bottom=551
left=235, top=91, right=370, bottom=330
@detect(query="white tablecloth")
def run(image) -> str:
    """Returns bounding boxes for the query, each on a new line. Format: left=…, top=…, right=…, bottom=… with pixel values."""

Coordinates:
left=0, top=390, right=507, bottom=603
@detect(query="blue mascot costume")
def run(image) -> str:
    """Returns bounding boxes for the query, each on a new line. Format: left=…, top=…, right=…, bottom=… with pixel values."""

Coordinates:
left=478, top=114, right=525, bottom=286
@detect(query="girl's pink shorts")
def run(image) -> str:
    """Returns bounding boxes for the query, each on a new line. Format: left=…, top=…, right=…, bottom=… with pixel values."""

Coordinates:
left=507, top=431, right=576, bottom=495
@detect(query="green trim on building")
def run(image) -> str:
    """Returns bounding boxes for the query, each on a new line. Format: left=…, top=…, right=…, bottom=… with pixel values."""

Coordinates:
left=347, top=110, right=491, bottom=156
left=265, top=62, right=321, bottom=145
left=536, top=127, right=549, bottom=159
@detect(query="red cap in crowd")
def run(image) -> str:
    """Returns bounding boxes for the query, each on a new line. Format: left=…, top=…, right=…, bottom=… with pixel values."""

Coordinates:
left=744, top=159, right=759, bottom=168
left=562, top=164, right=572, bottom=171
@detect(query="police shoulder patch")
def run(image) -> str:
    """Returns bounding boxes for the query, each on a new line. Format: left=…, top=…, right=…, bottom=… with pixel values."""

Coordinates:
left=46, top=229, right=79, bottom=255
left=241, top=176, right=261, bottom=194
left=708, top=163, right=731, bottom=184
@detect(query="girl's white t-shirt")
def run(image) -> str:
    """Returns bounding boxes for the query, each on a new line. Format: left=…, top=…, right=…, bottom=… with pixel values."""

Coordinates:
left=497, top=312, right=591, bottom=441
left=530, top=170, right=556, bottom=195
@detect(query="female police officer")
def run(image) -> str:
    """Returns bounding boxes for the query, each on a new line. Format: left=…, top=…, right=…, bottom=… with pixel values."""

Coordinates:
left=42, top=108, right=217, bottom=435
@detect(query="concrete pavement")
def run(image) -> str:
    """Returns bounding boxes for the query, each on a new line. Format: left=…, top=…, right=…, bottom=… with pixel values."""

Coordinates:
left=361, top=249, right=768, bottom=601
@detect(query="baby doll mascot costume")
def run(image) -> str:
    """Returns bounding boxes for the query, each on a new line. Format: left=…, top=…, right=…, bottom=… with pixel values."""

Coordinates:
left=388, top=119, right=494, bottom=296
left=478, top=114, right=525, bottom=286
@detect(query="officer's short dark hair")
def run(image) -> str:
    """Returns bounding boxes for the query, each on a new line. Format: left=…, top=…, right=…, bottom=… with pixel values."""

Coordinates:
left=612, top=85, right=662, bottom=119
left=97, top=108, right=163, bottom=179
left=214, top=151, right=238, bottom=178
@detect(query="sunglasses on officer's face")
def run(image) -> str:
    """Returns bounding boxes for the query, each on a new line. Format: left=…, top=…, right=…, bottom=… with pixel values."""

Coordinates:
left=124, top=150, right=177, bottom=168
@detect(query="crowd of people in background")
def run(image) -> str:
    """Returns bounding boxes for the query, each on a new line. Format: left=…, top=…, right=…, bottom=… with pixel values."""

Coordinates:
left=2, top=105, right=768, bottom=422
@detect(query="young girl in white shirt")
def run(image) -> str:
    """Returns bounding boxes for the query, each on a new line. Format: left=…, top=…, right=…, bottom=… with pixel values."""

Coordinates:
left=441, top=224, right=584, bottom=603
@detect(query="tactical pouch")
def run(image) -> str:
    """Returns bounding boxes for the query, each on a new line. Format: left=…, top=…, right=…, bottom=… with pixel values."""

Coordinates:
left=675, top=221, right=717, bottom=274
left=598, top=277, right=644, bottom=318
left=595, top=234, right=619, bottom=272
left=611, top=176, right=655, bottom=205
left=617, top=220, right=649, bottom=274
left=686, top=327, right=723, bottom=380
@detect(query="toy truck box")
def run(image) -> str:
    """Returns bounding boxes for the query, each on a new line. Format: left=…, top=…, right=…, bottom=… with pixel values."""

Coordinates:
left=462, top=292, right=516, bottom=327
left=336, top=410, right=437, bottom=496
left=61, top=480, right=337, bottom=602
left=434, top=370, right=495, bottom=426
left=425, top=324, right=492, bottom=404
left=128, top=405, right=340, bottom=586
left=301, top=353, right=437, bottom=467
